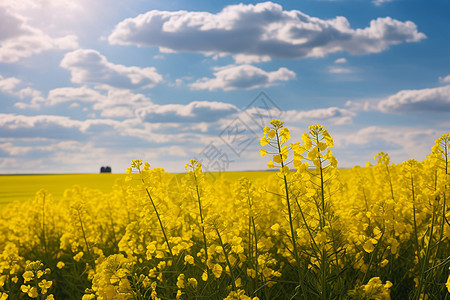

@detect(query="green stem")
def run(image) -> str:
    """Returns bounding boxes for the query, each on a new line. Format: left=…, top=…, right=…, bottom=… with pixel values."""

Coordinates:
left=416, top=204, right=436, bottom=299
left=77, top=210, right=94, bottom=268
left=315, top=134, right=327, bottom=300
left=41, top=193, right=48, bottom=260
left=214, top=225, right=236, bottom=290
left=275, top=130, right=306, bottom=299
left=251, top=215, right=259, bottom=292
left=411, top=173, right=421, bottom=270
left=140, top=174, right=174, bottom=259
left=276, top=132, right=301, bottom=278
left=193, top=171, right=209, bottom=265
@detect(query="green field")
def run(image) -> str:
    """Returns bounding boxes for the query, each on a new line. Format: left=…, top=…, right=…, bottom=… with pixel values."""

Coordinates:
left=0, top=171, right=275, bottom=205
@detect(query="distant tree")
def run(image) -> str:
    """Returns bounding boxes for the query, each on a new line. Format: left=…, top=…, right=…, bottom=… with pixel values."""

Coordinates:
left=100, top=166, right=112, bottom=173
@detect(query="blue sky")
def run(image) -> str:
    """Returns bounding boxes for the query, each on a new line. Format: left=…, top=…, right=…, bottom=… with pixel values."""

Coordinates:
left=0, top=0, right=449, bottom=173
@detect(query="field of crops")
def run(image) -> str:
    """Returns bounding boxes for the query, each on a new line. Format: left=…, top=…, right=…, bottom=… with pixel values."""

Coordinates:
left=0, top=120, right=449, bottom=300
left=0, top=172, right=273, bottom=206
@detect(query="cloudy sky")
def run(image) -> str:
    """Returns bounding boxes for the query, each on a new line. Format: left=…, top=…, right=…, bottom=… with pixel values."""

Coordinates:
left=0, top=0, right=449, bottom=174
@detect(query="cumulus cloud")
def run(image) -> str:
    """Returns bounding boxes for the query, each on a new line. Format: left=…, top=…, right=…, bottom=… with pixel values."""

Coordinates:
left=15, top=86, right=154, bottom=118
left=136, top=101, right=240, bottom=123
left=0, top=113, right=119, bottom=139
left=438, top=75, right=450, bottom=83
left=108, top=2, right=425, bottom=63
left=377, top=85, right=450, bottom=112
left=0, top=6, right=79, bottom=62
left=0, top=0, right=80, bottom=10
left=60, top=49, right=163, bottom=89
left=189, top=64, right=295, bottom=91
left=46, top=86, right=104, bottom=106
left=225, top=106, right=355, bottom=134
left=0, top=75, right=20, bottom=93
left=0, top=75, right=44, bottom=108
left=283, top=106, right=355, bottom=125
left=47, top=87, right=154, bottom=118
left=335, top=125, right=442, bottom=165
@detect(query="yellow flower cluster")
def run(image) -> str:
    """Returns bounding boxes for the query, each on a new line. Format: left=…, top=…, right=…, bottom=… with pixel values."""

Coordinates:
left=348, top=277, right=393, bottom=300
left=0, top=120, right=448, bottom=299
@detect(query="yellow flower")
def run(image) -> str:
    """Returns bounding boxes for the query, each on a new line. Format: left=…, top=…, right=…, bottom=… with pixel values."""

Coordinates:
left=267, top=161, right=275, bottom=169
left=213, top=264, right=223, bottom=278
left=260, top=149, right=268, bottom=157
left=235, top=278, right=242, bottom=287
left=446, top=275, right=450, bottom=293
left=184, top=255, right=194, bottom=265
left=363, top=240, right=375, bottom=253
left=46, top=295, right=55, bottom=300
left=21, top=285, right=38, bottom=298
left=126, top=166, right=132, bottom=174
left=23, top=271, right=34, bottom=282
left=176, top=290, right=183, bottom=300
left=56, top=261, right=65, bottom=269
left=267, top=130, right=276, bottom=139
left=176, top=274, right=185, bottom=289
left=273, top=154, right=282, bottom=164
left=270, top=119, right=284, bottom=129
left=188, top=278, right=198, bottom=288
left=270, top=223, right=280, bottom=232
left=131, top=159, right=142, bottom=169
left=202, top=269, right=208, bottom=281
left=280, top=127, right=290, bottom=140
left=302, top=133, right=312, bottom=149
left=38, top=279, right=53, bottom=294
left=0, top=292, right=8, bottom=300
left=260, top=136, right=269, bottom=147
left=73, top=251, right=84, bottom=262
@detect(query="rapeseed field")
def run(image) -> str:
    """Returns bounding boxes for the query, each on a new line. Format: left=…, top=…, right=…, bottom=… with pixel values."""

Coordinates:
left=0, top=120, right=448, bottom=299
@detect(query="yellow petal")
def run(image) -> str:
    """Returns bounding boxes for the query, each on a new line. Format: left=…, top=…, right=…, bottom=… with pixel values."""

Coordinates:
left=260, top=136, right=269, bottom=147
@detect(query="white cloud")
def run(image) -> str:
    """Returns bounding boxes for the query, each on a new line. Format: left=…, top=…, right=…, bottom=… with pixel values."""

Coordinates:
left=0, top=0, right=80, bottom=10
left=345, top=99, right=375, bottom=112
left=438, top=74, right=450, bottom=84
left=136, top=101, right=240, bottom=123
left=189, top=64, right=296, bottom=91
left=335, top=125, right=442, bottom=165
left=0, top=75, right=21, bottom=93
left=15, top=85, right=154, bottom=118
left=92, top=89, right=153, bottom=117
left=0, top=6, right=79, bottom=62
left=377, top=85, right=450, bottom=113
left=0, top=75, right=44, bottom=108
left=60, top=49, right=163, bottom=89
left=46, top=86, right=103, bottom=105
left=372, top=0, right=393, bottom=6
left=328, top=67, right=352, bottom=74
left=284, top=106, right=355, bottom=125
left=108, top=2, right=425, bottom=63
left=0, top=113, right=118, bottom=137
left=224, top=106, right=355, bottom=135
left=334, top=57, right=347, bottom=64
